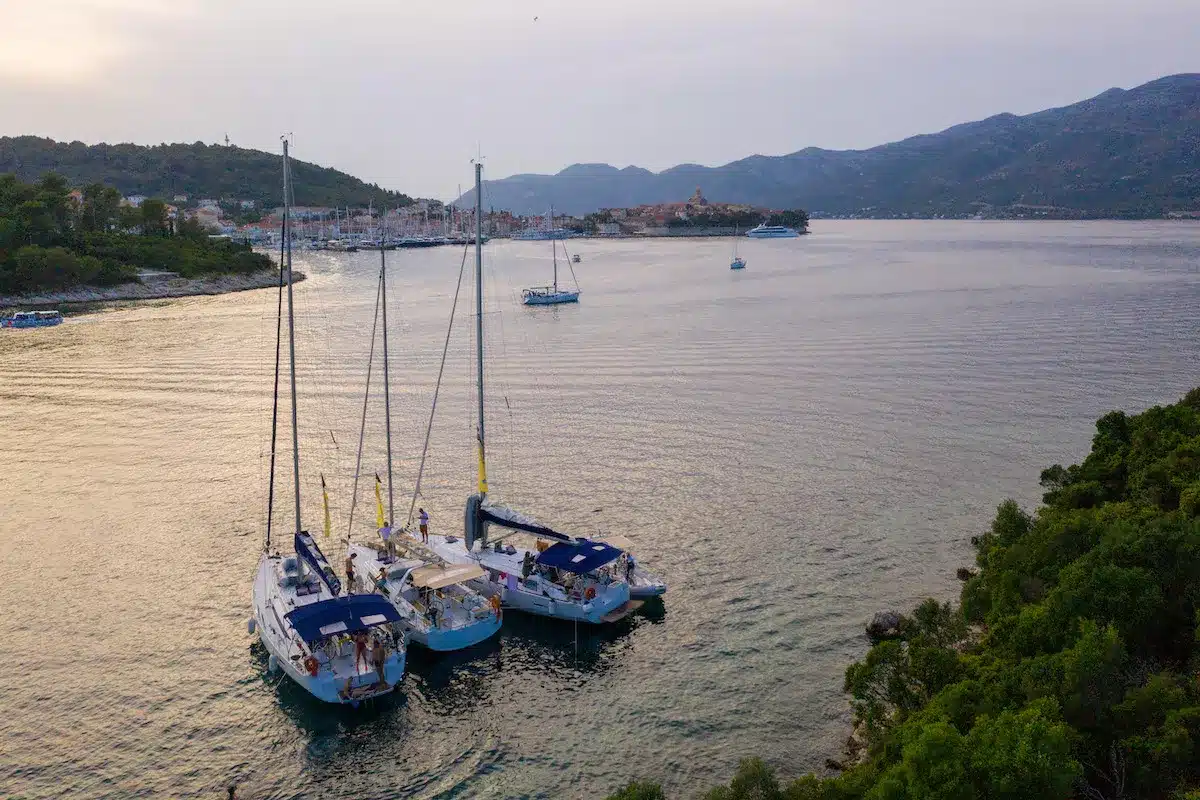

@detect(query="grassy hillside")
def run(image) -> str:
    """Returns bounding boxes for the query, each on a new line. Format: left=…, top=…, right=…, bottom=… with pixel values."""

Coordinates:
left=0, top=137, right=413, bottom=209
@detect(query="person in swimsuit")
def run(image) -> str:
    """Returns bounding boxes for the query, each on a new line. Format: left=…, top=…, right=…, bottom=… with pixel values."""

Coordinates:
left=345, top=552, right=358, bottom=594
left=371, top=635, right=388, bottom=686
left=354, top=631, right=369, bottom=673
left=418, top=508, right=430, bottom=543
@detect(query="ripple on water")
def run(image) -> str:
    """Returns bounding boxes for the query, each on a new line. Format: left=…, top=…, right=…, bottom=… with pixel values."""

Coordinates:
left=0, top=222, right=1198, bottom=798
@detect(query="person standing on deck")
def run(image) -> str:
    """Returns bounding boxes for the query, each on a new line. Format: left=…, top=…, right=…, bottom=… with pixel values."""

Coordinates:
left=418, top=508, right=430, bottom=543
left=354, top=631, right=369, bottom=673
left=371, top=635, right=388, bottom=686
left=379, top=520, right=393, bottom=558
left=345, top=552, right=358, bottom=594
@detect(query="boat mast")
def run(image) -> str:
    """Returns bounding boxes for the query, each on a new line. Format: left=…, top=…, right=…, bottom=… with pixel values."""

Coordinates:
left=380, top=238, right=395, bottom=526
left=282, top=139, right=304, bottom=576
left=550, top=205, right=557, bottom=293
left=474, top=161, right=487, bottom=499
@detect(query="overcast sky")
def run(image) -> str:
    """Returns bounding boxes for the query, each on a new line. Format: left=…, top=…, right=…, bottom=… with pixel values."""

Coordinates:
left=2, top=0, right=1198, bottom=199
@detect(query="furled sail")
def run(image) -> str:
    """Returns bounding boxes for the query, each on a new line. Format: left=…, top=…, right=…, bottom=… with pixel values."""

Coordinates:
left=295, top=531, right=342, bottom=596
left=478, top=502, right=573, bottom=542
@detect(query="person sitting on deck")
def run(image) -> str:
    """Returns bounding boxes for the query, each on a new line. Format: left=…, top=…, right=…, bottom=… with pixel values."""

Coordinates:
left=374, top=566, right=390, bottom=595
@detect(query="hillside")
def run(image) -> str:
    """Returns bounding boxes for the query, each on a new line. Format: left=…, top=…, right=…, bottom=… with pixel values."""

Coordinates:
left=609, top=387, right=1200, bottom=799
left=461, top=74, right=1200, bottom=218
left=0, top=137, right=414, bottom=209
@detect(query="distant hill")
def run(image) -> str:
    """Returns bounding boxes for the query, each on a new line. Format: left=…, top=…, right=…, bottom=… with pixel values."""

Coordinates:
left=459, top=74, right=1200, bottom=218
left=0, top=137, right=413, bottom=209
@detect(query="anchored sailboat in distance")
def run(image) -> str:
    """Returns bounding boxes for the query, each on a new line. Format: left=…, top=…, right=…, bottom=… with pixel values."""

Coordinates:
left=406, top=162, right=639, bottom=624
left=731, top=225, right=746, bottom=269
left=522, top=207, right=581, bottom=305
left=250, top=138, right=405, bottom=705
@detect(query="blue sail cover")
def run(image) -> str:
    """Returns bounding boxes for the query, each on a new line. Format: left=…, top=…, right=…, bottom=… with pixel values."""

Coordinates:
left=285, top=594, right=402, bottom=644
left=535, top=540, right=623, bottom=574
left=295, top=531, right=342, bottom=596
left=478, top=503, right=572, bottom=542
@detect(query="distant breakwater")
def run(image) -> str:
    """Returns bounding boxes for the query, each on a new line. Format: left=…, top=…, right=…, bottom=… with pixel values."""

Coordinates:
left=0, top=269, right=302, bottom=310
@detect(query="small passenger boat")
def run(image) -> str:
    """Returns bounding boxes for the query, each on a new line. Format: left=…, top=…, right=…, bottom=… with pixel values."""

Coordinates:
left=2, top=310, right=63, bottom=328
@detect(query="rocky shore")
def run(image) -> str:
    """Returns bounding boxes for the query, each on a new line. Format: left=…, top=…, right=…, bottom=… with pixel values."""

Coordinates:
left=0, top=269, right=304, bottom=310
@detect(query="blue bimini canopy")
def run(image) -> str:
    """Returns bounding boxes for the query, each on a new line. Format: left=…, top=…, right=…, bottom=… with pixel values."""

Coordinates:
left=284, top=594, right=402, bottom=644
left=535, top=540, right=624, bottom=574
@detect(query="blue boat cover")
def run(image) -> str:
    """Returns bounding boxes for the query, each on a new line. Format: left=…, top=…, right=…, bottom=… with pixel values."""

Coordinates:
left=284, top=594, right=402, bottom=644
left=295, top=531, right=341, bottom=596
left=478, top=503, right=572, bottom=542
left=535, top=540, right=623, bottom=574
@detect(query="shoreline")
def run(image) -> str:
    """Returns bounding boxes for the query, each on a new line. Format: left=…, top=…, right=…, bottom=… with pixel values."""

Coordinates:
left=0, top=269, right=303, bottom=312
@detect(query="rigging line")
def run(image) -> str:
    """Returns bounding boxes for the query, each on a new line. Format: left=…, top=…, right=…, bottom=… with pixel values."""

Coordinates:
left=566, top=255, right=581, bottom=291
left=346, top=267, right=385, bottom=542
left=407, top=242, right=471, bottom=530
left=263, top=171, right=288, bottom=551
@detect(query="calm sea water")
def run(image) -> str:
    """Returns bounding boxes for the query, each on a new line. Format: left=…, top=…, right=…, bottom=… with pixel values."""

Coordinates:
left=1, top=221, right=1198, bottom=799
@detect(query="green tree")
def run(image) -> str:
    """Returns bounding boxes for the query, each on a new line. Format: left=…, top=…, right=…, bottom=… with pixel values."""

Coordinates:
left=966, top=700, right=1080, bottom=799
left=607, top=781, right=666, bottom=800
left=140, top=198, right=169, bottom=236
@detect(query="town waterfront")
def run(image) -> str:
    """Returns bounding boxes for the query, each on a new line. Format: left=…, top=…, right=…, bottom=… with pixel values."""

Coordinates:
left=1, top=221, right=1197, bottom=798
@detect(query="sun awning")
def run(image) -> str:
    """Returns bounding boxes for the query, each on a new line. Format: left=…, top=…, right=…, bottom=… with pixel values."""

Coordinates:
left=284, top=595, right=401, bottom=644
left=535, top=540, right=623, bottom=574
left=601, top=534, right=635, bottom=551
left=410, top=562, right=487, bottom=590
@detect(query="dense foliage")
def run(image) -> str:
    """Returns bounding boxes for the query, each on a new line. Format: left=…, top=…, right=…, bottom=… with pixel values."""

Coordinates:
left=0, top=137, right=414, bottom=210
left=611, top=389, right=1200, bottom=799
left=0, top=173, right=272, bottom=295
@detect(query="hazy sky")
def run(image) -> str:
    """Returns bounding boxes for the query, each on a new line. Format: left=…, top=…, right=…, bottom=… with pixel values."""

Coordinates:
left=2, top=0, right=1198, bottom=199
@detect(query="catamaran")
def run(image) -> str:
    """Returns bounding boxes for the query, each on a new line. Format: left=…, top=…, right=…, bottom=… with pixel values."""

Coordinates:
left=342, top=236, right=501, bottom=652
left=406, top=163, right=636, bottom=624
left=250, top=139, right=406, bottom=705
left=522, top=207, right=581, bottom=306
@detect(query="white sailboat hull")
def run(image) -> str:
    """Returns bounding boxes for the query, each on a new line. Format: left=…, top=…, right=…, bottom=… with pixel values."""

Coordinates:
left=347, top=544, right=502, bottom=652
left=252, top=555, right=405, bottom=704
left=409, top=533, right=632, bottom=624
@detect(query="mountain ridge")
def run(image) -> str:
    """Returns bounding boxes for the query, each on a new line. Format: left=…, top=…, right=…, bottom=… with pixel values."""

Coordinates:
left=459, top=73, right=1200, bottom=218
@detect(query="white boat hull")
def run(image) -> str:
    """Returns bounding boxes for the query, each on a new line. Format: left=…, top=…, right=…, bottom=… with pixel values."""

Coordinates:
left=348, top=544, right=502, bottom=652
left=410, top=533, right=631, bottom=624
left=252, top=555, right=405, bottom=704
left=522, top=290, right=580, bottom=305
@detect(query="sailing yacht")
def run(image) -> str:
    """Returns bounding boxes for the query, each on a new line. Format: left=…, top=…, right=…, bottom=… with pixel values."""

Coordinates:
left=731, top=225, right=746, bottom=270
left=522, top=208, right=581, bottom=305
left=343, top=242, right=501, bottom=652
left=250, top=139, right=406, bottom=705
left=406, top=163, right=635, bottom=624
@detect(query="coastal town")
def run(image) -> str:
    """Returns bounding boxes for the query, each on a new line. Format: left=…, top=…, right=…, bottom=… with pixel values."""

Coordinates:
left=116, top=186, right=807, bottom=245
